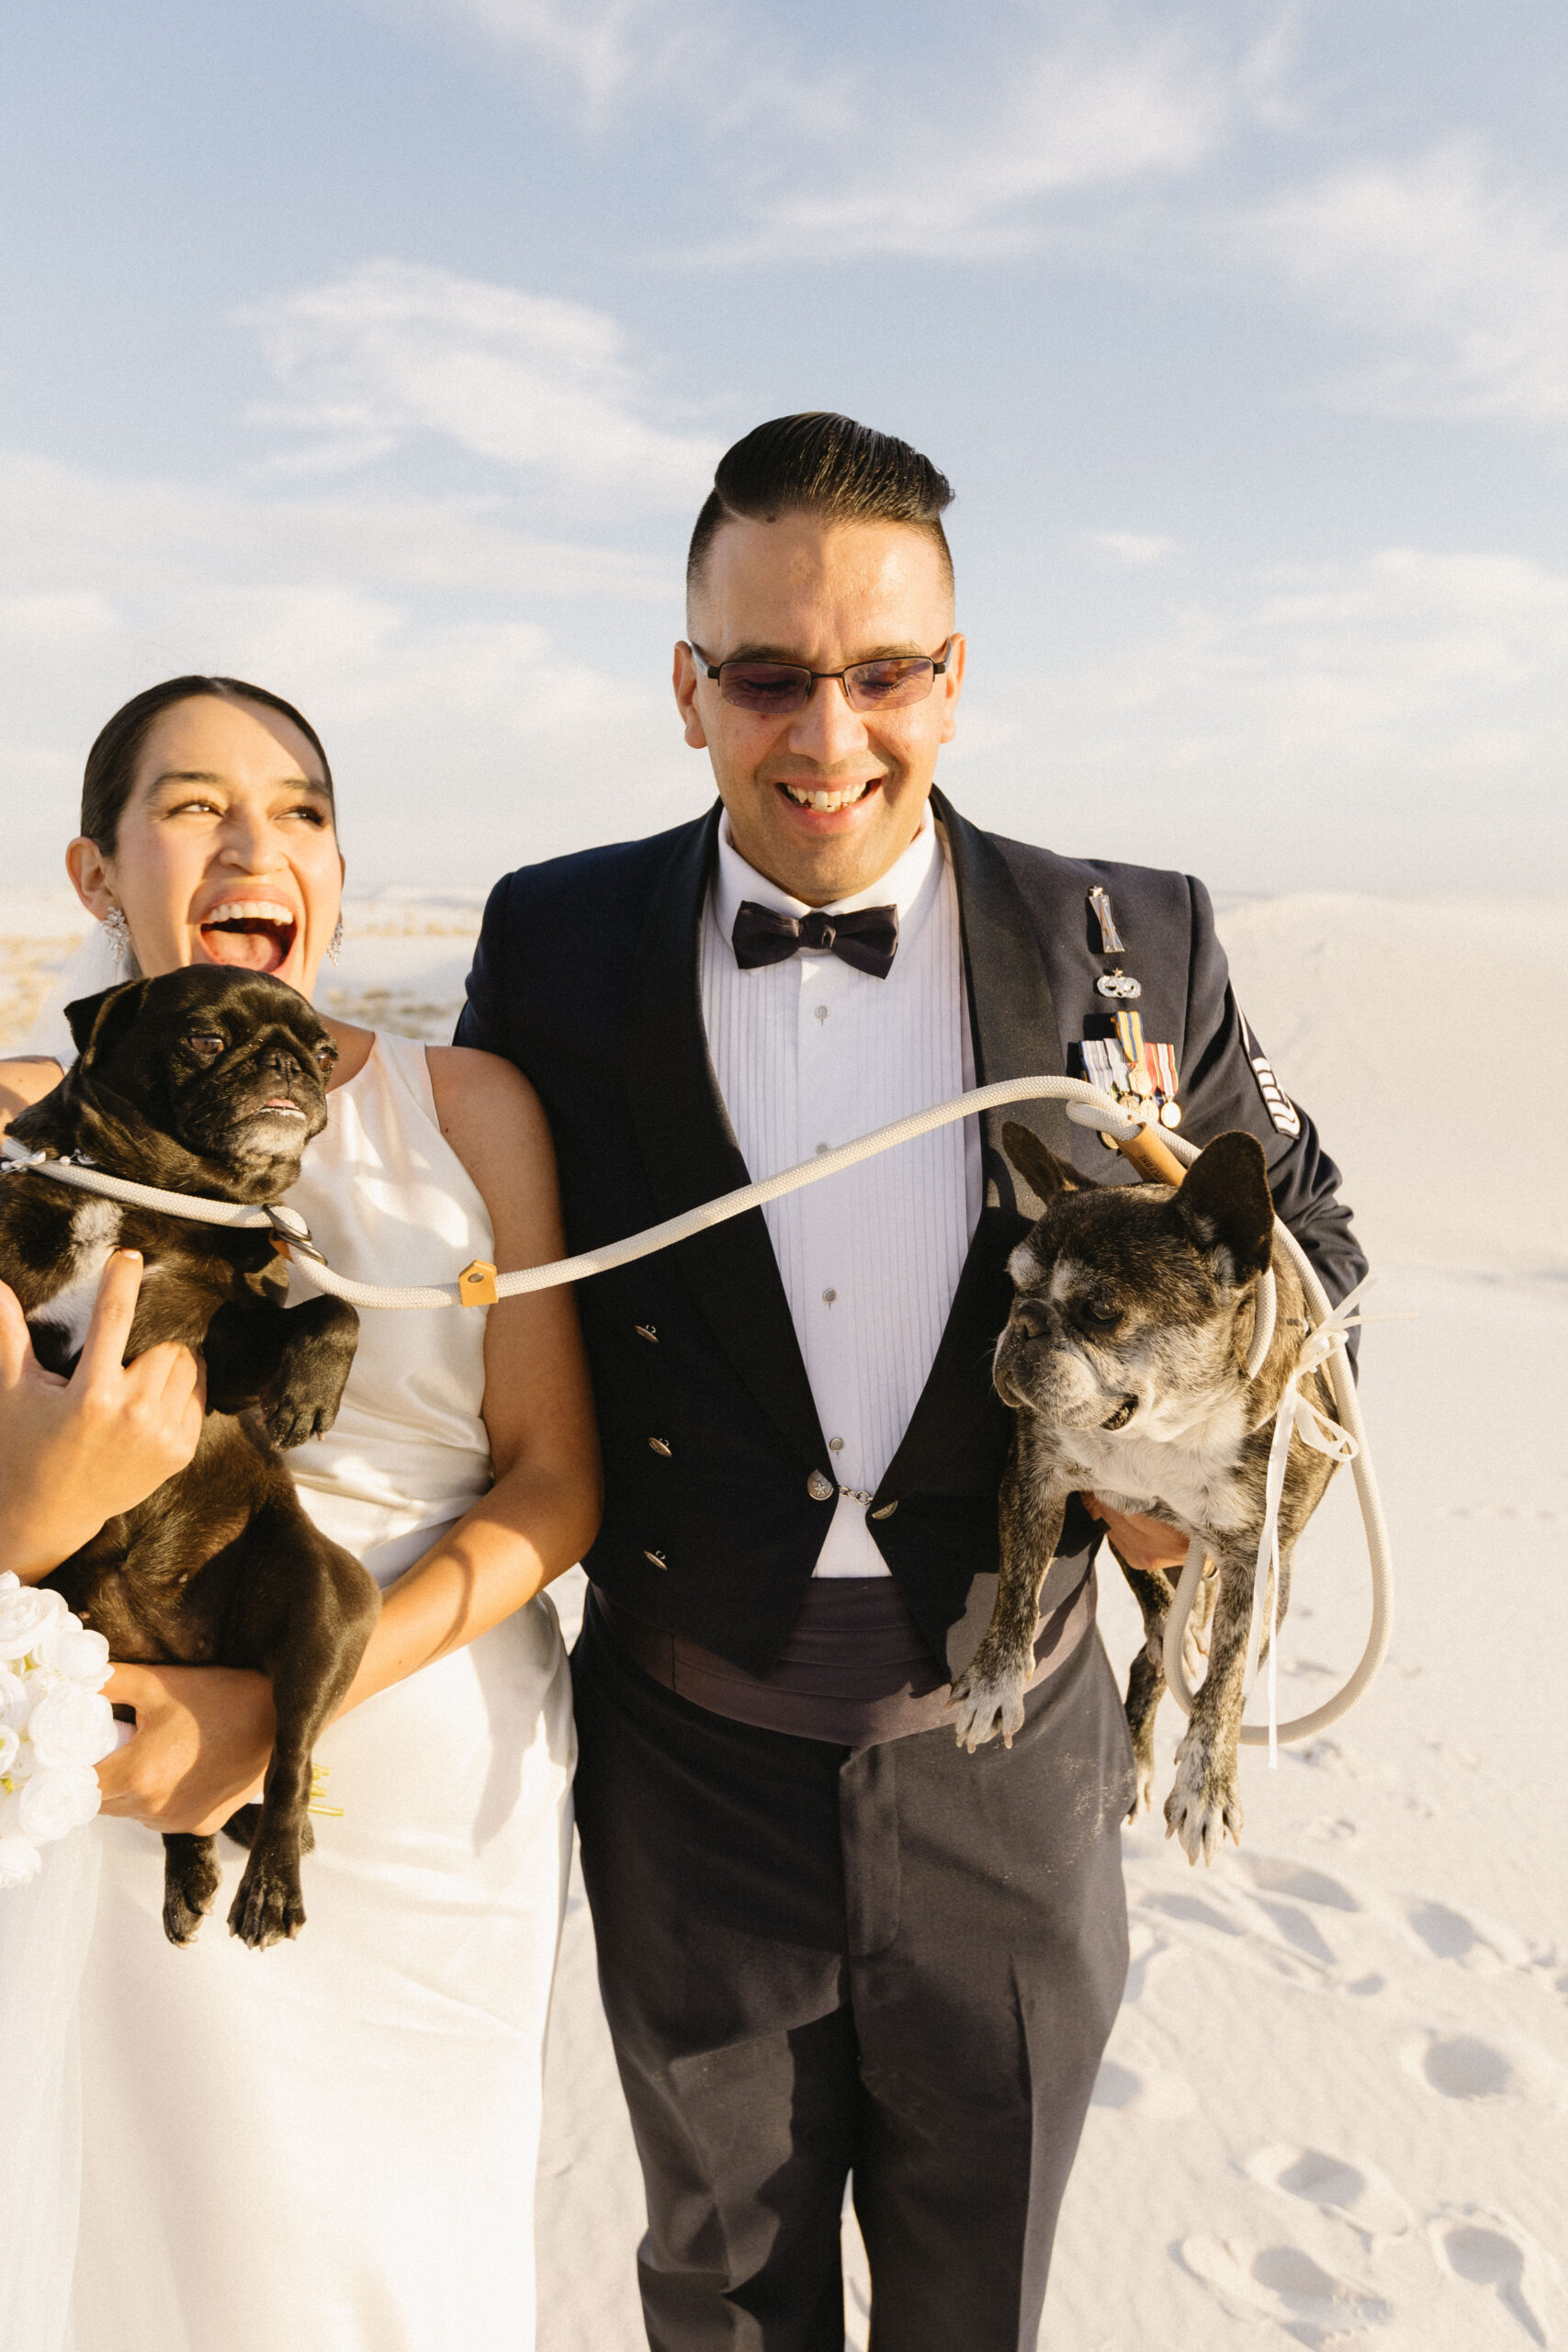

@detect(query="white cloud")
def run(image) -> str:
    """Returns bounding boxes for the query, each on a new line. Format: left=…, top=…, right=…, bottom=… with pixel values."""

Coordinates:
left=0, top=448, right=699, bottom=888
left=1086, top=530, right=1179, bottom=568
left=236, top=260, right=721, bottom=506
left=981, top=545, right=1568, bottom=889
left=692, top=17, right=1243, bottom=264
left=0, top=456, right=677, bottom=604
left=1252, top=141, right=1568, bottom=429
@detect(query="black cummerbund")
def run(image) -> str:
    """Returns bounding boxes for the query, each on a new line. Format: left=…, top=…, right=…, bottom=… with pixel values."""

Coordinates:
left=591, top=1570, right=1096, bottom=1749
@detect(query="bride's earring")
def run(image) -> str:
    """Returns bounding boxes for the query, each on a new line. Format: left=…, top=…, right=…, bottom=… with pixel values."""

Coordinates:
left=327, top=917, right=344, bottom=967
left=100, top=907, right=132, bottom=966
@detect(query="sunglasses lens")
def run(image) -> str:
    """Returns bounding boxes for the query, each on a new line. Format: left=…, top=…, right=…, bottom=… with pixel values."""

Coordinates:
left=717, top=663, right=811, bottom=714
left=844, top=658, right=936, bottom=711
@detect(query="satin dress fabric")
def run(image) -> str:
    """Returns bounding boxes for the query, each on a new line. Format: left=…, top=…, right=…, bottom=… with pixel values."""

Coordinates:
left=69, top=1033, right=577, bottom=2352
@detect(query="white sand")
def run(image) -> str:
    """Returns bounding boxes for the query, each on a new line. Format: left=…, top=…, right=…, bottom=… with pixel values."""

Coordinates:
left=5, top=892, right=1563, bottom=2347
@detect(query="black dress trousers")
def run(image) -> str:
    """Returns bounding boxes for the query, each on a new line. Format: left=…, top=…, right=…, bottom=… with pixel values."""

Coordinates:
left=571, top=1589, right=1138, bottom=2352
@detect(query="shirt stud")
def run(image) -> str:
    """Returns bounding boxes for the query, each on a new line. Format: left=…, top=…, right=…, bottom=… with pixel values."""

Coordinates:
left=829, top=1436, right=844, bottom=1453
left=821, top=1288, right=837, bottom=1306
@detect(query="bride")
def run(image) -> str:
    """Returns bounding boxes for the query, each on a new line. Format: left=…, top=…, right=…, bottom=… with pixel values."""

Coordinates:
left=0, top=674, right=601, bottom=2352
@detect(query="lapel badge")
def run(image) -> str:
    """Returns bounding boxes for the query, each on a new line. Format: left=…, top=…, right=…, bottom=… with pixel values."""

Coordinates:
left=1096, top=967, right=1142, bottom=1000
left=1088, top=885, right=1126, bottom=954
left=1078, top=1013, right=1181, bottom=1131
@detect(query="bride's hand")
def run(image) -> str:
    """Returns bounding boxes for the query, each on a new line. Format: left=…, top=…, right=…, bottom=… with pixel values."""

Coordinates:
left=97, top=1663, right=276, bottom=1836
left=0, top=1253, right=205, bottom=1580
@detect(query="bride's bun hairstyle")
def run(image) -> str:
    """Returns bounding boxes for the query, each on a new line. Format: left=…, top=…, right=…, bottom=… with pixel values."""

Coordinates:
left=80, top=675, right=336, bottom=853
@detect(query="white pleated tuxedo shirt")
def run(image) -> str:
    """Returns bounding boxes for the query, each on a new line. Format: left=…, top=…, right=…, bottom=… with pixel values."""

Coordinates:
left=699, top=812, right=982, bottom=1578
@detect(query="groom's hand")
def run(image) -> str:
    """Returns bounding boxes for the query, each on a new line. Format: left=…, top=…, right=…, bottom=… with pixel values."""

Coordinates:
left=97, top=1662, right=275, bottom=1835
left=1080, top=1492, right=1190, bottom=1577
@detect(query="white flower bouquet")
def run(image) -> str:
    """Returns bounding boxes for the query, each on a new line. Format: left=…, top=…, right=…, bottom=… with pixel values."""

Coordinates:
left=0, top=1571, right=119, bottom=1890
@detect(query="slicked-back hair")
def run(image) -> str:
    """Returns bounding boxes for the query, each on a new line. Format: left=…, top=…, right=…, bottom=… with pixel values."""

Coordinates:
left=686, top=413, right=955, bottom=601
left=80, top=675, right=337, bottom=854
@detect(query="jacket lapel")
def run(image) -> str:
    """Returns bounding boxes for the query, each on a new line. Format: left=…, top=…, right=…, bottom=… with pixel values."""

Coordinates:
left=621, top=806, right=827, bottom=1466
left=874, top=792, right=1072, bottom=1508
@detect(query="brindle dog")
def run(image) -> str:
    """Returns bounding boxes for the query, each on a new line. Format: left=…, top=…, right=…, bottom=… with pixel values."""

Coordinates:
left=949, top=1123, right=1341, bottom=1863
left=2, top=967, right=378, bottom=1945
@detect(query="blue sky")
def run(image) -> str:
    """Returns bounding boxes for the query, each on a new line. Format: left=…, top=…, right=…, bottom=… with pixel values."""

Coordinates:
left=3, top=0, right=1565, bottom=890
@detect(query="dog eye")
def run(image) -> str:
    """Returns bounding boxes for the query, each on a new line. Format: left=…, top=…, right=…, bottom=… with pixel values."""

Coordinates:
left=314, top=1041, right=338, bottom=1069
left=184, top=1032, right=225, bottom=1064
left=1080, top=1299, right=1120, bottom=1329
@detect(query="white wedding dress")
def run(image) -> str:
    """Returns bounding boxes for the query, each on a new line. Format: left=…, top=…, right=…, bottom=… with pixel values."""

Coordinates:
left=57, top=1030, right=575, bottom=2352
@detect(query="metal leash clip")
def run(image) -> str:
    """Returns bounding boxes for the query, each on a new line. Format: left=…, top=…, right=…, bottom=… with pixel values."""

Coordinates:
left=265, top=1204, right=326, bottom=1263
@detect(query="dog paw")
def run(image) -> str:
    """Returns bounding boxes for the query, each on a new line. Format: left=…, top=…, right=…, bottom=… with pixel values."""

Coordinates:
left=949, top=1659, right=1029, bottom=1752
left=1126, top=1757, right=1156, bottom=1823
left=161, top=1835, right=221, bottom=1946
left=262, top=1396, right=331, bottom=1451
left=229, top=1850, right=307, bottom=1948
left=1164, top=1742, right=1244, bottom=1866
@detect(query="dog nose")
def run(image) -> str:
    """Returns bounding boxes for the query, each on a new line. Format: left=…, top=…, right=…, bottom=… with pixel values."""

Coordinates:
left=1012, top=1300, right=1049, bottom=1340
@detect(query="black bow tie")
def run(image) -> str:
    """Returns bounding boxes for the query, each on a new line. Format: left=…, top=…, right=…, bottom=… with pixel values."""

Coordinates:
left=730, top=899, right=900, bottom=980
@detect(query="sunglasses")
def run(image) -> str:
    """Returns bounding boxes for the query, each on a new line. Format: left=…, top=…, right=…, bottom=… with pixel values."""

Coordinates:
left=689, top=638, right=953, bottom=718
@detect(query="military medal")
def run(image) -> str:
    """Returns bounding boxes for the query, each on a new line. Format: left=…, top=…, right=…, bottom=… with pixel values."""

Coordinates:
left=1077, top=1013, right=1182, bottom=1132
left=1080, top=888, right=1179, bottom=1132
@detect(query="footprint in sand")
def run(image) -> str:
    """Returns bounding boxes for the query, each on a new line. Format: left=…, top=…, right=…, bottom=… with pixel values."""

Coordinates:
left=1242, top=1856, right=1360, bottom=1912
left=1429, top=2205, right=1558, bottom=2346
left=1178, top=2233, right=1393, bottom=2335
left=1406, top=1898, right=1530, bottom=1972
left=1089, top=2055, right=1196, bottom=2120
left=1418, top=2033, right=1514, bottom=2100
left=1247, top=2143, right=1412, bottom=2243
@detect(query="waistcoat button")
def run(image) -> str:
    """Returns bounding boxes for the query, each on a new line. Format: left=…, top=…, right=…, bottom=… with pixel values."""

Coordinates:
left=870, top=1500, right=898, bottom=1520
left=807, top=1470, right=835, bottom=1502
left=643, top=1549, right=668, bottom=1569
left=635, top=1323, right=658, bottom=1342
left=649, top=1437, right=671, bottom=1456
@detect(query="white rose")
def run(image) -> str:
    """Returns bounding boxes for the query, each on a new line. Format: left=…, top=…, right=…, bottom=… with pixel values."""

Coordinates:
left=0, top=1722, right=18, bottom=1777
left=32, top=1614, right=112, bottom=1688
left=0, top=1666, right=28, bottom=1732
left=0, top=1835, right=42, bottom=1889
left=17, top=1765, right=101, bottom=1844
left=0, top=1578, right=67, bottom=1658
left=27, top=1687, right=118, bottom=1771
left=0, top=1786, right=29, bottom=1836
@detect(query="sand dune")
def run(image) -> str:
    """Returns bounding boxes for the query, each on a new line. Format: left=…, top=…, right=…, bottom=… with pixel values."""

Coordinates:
left=5, top=888, right=1563, bottom=2349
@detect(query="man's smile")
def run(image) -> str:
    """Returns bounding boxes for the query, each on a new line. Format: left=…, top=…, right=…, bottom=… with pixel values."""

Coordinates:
left=771, top=775, right=885, bottom=823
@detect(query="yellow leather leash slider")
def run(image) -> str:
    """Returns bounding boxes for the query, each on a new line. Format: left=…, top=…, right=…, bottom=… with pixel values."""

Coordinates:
left=457, top=1258, right=500, bottom=1306
left=1113, top=1125, right=1187, bottom=1186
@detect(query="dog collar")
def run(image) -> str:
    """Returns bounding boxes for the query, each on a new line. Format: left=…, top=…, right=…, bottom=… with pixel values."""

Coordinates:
left=0, top=1135, right=322, bottom=1260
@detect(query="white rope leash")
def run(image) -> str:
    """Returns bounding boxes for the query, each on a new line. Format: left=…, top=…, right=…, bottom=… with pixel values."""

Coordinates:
left=1154, top=1116, right=1394, bottom=1750
left=5, top=1082, right=1392, bottom=1748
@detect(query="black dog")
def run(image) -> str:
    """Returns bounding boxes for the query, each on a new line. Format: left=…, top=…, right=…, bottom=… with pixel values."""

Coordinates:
left=2, top=967, right=378, bottom=1946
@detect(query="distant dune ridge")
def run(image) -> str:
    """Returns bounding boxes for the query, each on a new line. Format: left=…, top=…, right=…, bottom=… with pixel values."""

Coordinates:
left=4, top=887, right=1564, bottom=2349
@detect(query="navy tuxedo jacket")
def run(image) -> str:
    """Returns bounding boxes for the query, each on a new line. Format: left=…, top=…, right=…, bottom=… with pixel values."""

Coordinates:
left=455, top=791, right=1367, bottom=1678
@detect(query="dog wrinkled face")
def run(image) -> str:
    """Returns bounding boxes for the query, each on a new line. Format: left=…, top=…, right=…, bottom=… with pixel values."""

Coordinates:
left=65, top=967, right=337, bottom=1200
left=993, top=1126, right=1276, bottom=1436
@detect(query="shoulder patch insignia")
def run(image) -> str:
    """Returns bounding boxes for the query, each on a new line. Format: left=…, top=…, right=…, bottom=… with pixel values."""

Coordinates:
left=1242, top=1017, right=1301, bottom=1137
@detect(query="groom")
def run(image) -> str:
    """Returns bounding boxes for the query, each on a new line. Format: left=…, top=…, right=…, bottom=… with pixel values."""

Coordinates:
left=458, top=413, right=1365, bottom=2347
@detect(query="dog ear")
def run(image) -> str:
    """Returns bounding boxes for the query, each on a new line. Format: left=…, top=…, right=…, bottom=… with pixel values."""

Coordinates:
left=1175, top=1130, right=1274, bottom=1283
left=1002, top=1121, right=1098, bottom=1204
left=64, top=980, right=150, bottom=1063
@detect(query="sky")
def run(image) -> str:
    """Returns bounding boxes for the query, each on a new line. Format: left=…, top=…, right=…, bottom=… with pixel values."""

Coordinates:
left=2, top=0, right=1565, bottom=892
